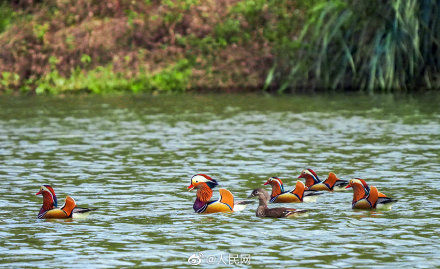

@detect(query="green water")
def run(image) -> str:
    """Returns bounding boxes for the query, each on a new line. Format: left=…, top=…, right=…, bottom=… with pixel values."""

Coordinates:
left=0, top=93, right=439, bottom=268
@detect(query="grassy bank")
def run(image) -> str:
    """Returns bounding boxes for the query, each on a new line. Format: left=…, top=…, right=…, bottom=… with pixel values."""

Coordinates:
left=0, top=0, right=438, bottom=94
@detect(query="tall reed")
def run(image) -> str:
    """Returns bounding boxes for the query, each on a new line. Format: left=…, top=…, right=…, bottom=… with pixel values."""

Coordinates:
left=272, top=0, right=440, bottom=93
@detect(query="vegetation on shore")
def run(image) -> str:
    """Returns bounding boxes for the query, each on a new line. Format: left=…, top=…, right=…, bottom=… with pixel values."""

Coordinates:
left=0, top=0, right=438, bottom=94
left=271, top=0, right=440, bottom=93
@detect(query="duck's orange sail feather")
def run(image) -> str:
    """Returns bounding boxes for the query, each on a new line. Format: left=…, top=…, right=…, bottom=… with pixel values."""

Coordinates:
left=291, top=181, right=305, bottom=201
left=218, top=189, right=234, bottom=210
left=323, top=172, right=338, bottom=189
left=367, top=186, right=379, bottom=208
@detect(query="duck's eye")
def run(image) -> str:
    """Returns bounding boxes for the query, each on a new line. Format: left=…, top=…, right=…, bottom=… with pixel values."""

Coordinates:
left=195, top=180, right=199, bottom=183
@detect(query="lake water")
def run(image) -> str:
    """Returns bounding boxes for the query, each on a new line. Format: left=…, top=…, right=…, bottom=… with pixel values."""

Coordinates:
left=0, top=93, right=439, bottom=268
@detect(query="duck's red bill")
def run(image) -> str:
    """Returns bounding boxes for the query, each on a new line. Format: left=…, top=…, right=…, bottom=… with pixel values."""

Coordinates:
left=187, top=184, right=194, bottom=191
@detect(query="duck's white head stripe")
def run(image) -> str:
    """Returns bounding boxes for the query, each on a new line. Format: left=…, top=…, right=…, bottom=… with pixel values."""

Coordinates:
left=304, top=169, right=320, bottom=183
left=273, top=178, right=284, bottom=192
left=191, top=174, right=218, bottom=189
left=269, top=177, right=284, bottom=192
left=191, top=175, right=210, bottom=183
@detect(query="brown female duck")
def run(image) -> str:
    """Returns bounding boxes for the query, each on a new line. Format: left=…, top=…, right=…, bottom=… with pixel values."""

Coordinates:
left=248, top=188, right=307, bottom=218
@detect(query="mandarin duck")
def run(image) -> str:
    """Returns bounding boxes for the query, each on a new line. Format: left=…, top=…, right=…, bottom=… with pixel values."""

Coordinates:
left=248, top=188, right=308, bottom=218
left=36, top=185, right=95, bottom=219
left=263, top=177, right=322, bottom=203
left=187, top=174, right=251, bottom=214
left=345, top=178, right=397, bottom=209
left=298, top=169, right=348, bottom=191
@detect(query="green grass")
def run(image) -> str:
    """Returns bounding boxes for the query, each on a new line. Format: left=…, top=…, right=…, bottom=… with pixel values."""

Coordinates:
left=34, top=59, right=193, bottom=94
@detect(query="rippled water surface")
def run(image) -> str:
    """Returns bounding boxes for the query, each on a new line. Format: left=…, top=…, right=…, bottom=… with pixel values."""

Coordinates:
left=1, top=94, right=439, bottom=268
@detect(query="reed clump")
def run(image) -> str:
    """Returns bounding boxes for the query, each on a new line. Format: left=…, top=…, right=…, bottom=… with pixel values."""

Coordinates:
left=270, top=0, right=440, bottom=93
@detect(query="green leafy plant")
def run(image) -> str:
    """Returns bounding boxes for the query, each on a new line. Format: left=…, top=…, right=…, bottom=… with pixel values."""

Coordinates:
left=150, top=59, right=192, bottom=92
left=0, top=2, right=14, bottom=33
left=33, top=22, right=49, bottom=42
left=34, top=59, right=193, bottom=94
left=214, top=18, right=241, bottom=45
left=0, top=72, right=20, bottom=93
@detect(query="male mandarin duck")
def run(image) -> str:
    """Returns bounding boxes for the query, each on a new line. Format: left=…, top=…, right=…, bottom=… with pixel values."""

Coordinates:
left=248, top=188, right=308, bottom=218
left=345, top=178, right=397, bottom=209
left=187, top=174, right=250, bottom=214
left=298, top=169, right=348, bottom=191
left=263, top=177, right=322, bottom=203
left=36, top=185, right=94, bottom=219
